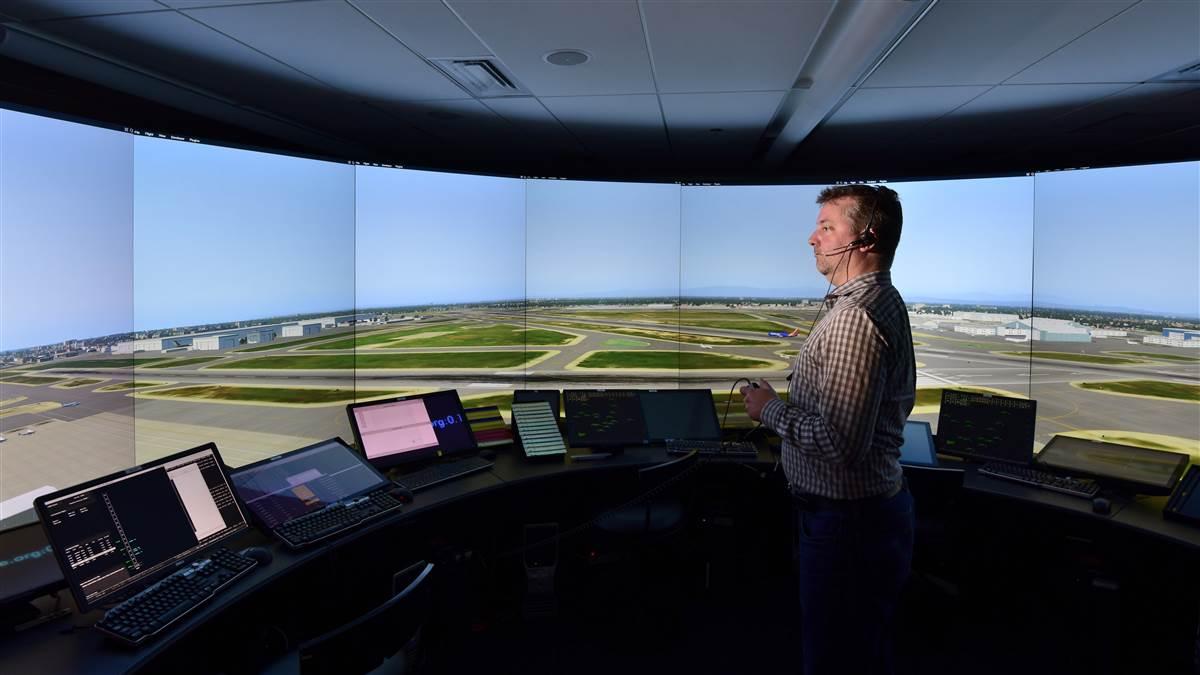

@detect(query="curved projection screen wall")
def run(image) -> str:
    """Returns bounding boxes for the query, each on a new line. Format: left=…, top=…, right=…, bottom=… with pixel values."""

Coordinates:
left=131, top=135, right=356, bottom=469
left=1, top=105, right=1197, bottom=522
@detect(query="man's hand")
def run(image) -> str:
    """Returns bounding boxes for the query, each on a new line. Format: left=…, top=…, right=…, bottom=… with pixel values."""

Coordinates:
left=739, top=378, right=777, bottom=422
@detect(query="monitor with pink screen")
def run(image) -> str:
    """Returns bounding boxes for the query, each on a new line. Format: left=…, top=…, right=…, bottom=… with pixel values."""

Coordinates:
left=347, top=390, right=478, bottom=469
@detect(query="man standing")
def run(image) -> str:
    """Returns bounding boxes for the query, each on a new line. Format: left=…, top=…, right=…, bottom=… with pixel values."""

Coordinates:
left=741, top=184, right=915, bottom=675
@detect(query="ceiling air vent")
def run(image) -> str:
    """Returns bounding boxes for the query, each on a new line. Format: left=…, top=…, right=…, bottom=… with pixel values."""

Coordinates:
left=431, top=58, right=529, bottom=98
left=1151, top=59, right=1200, bottom=82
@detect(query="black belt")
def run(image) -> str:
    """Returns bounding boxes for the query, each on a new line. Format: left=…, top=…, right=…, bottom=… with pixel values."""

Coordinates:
left=790, top=480, right=905, bottom=513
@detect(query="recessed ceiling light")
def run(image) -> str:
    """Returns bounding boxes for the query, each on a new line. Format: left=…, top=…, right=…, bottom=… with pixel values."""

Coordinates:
left=544, top=49, right=590, bottom=67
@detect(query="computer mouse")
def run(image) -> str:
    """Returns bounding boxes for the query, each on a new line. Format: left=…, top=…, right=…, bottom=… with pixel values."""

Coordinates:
left=388, top=483, right=414, bottom=504
left=1091, top=497, right=1111, bottom=515
left=480, top=449, right=497, bottom=461
left=239, top=546, right=274, bottom=566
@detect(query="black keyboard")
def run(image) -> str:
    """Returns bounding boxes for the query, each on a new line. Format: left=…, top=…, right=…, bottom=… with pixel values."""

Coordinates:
left=96, top=547, right=257, bottom=645
left=665, top=439, right=758, bottom=459
left=979, top=462, right=1100, bottom=498
left=395, top=456, right=494, bottom=491
left=274, top=488, right=404, bottom=548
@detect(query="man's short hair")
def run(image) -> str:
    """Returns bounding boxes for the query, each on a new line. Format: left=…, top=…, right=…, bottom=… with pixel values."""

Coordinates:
left=816, top=184, right=903, bottom=267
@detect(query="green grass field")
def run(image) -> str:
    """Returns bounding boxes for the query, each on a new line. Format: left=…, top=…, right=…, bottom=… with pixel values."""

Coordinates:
left=210, top=352, right=547, bottom=370
left=999, top=351, right=1144, bottom=365
left=301, top=323, right=461, bottom=350
left=58, top=378, right=105, bottom=388
left=386, top=324, right=574, bottom=348
left=99, top=381, right=166, bottom=390
left=147, top=385, right=407, bottom=404
left=604, top=338, right=651, bottom=347
left=21, top=358, right=171, bottom=370
left=142, top=357, right=226, bottom=369
left=539, top=320, right=776, bottom=346
left=1077, top=380, right=1200, bottom=402
left=574, top=309, right=793, bottom=333
left=576, top=351, right=777, bottom=370
left=235, top=332, right=357, bottom=352
left=1106, top=351, right=1200, bottom=363
left=0, top=375, right=65, bottom=385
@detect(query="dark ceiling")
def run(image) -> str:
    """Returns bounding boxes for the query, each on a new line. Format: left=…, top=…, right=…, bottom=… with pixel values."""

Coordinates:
left=1, top=0, right=1197, bottom=182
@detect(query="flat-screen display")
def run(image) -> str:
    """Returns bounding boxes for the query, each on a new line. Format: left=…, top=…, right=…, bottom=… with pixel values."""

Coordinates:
left=347, top=390, right=477, bottom=468
left=0, top=523, right=64, bottom=608
left=899, top=420, right=939, bottom=467
left=564, top=390, right=648, bottom=448
left=1035, top=435, right=1189, bottom=495
left=513, top=389, right=561, bottom=418
left=34, top=443, right=247, bottom=611
left=229, top=438, right=390, bottom=529
left=935, top=390, right=1036, bottom=464
left=639, top=389, right=721, bottom=442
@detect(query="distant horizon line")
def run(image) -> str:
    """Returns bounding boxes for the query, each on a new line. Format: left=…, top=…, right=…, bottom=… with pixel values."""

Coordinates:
left=5, top=296, right=1198, bottom=355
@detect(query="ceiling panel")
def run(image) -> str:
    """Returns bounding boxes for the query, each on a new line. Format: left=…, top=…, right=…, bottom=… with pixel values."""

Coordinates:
left=184, top=0, right=467, bottom=102
left=660, top=91, right=782, bottom=162
left=448, top=0, right=654, bottom=96
left=480, top=97, right=582, bottom=155
left=943, top=83, right=1128, bottom=122
left=159, top=0, right=292, bottom=7
left=539, top=94, right=667, bottom=156
left=3, top=0, right=163, bottom=21
left=865, top=0, right=1134, bottom=87
left=351, top=0, right=490, bottom=60
left=1010, top=0, right=1200, bottom=84
left=35, top=11, right=333, bottom=107
left=828, top=86, right=991, bottom=126
left=642, top=0, right=829, bottom=94
left=379, top=98, right=520, bottom=149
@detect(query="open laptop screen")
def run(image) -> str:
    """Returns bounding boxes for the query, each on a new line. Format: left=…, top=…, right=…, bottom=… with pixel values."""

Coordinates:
left=34, top=443, right=247, bottom=612
left=347, top=390, right=477, bottom=469
left=935, top=390, right=1036, bottom=465
left=639, top=389, right=721, bottom=442
left=229, top=438, right=390, bottom=529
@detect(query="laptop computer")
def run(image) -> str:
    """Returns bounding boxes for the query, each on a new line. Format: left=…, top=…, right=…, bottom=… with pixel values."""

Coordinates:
left=347, top=390, right=493, bottom=491
left=935, top=390, right=1037, bottom=465
left=228, top=437, right=404, bottom=548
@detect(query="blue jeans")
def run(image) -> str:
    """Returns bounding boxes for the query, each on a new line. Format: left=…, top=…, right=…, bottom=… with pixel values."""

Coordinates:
left=794, top=488, right=915, bottom=675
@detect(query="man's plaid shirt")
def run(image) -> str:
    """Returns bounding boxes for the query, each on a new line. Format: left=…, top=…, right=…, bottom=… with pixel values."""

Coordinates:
left=761, top=270, right=915, bottom=500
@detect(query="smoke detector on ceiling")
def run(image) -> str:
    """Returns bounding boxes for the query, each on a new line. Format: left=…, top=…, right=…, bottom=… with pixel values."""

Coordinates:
left=544, top=50, right=590, bottom=67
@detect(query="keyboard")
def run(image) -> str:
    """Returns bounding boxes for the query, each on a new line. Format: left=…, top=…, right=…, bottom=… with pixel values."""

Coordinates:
left=275, top=488, right=404, bottom=548
left=665, top=439, right=759, bottom=459
left=395, top=455, right=494, bottom=492
left=979, top=462, right=1100, bottom=498
left=96, top=547, right=257, bottom=645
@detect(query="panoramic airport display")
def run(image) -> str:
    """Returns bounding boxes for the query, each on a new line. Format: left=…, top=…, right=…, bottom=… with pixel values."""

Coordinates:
left=2, top=107, right=1198, bottom=522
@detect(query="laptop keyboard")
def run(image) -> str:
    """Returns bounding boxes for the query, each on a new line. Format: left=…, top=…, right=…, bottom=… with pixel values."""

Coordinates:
left=395, top=456, right=494, bottom=492
left=665, top=439, right=758, bottom=459
left=96, top=547, right=257, bottom=645
left=274, top=488, right=404, bottom=548
left=979, top=461, right=1100, bottom=498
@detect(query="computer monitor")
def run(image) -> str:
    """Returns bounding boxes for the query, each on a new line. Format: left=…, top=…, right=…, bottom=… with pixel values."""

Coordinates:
left=513, top=389, right=561, bottom=418
left=563, top=389, right=648, bottom=448
left=347, top=390, right=478, bottom=470
left=898, top=420, right=939, bottom=467
left=228, top=438, right=392, bottom=530
left=935, top=390, right=1037, bottom=464
left=0, top=522, right=64, bottom=610
left=638, top=389, right=721, bottom=442
left=1035, top=435, right=1190, bottom=496
left=33, top=443, right=248, bottom=612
